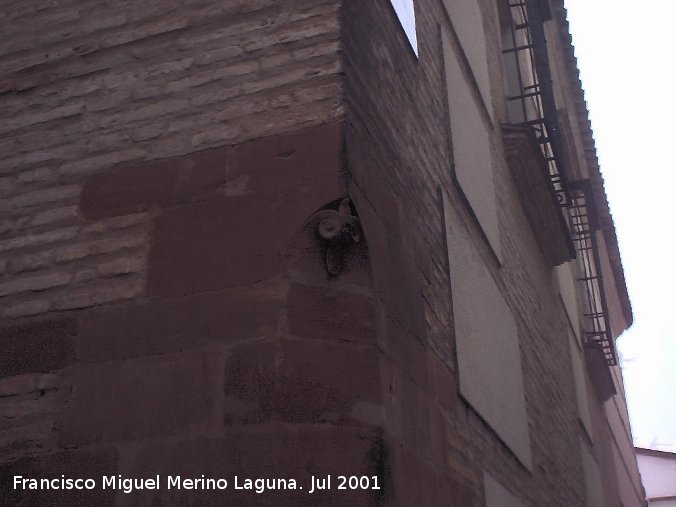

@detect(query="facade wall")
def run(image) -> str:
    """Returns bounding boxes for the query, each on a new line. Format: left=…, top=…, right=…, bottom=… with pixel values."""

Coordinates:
left=0, top=0, right=644, bottom=506
left=344, top=1, right=582, bottom=505
left=0, top=0, right=343, bottom=321
left=1, top=1, right=359, bottom=506
left=545, top=4, right=645, bottom=506
left=344, top=0, right=644, bottom=506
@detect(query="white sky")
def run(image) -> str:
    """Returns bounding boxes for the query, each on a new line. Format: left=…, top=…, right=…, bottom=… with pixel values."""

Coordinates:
left=564, top=0, right=676, bottom=451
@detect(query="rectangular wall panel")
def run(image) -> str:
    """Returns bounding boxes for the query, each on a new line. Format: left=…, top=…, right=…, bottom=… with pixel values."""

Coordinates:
left=484, top=471, right=526, bottom=507
left=442, top=30, right=501, bottom=262
left=443, top=192, right=531, bottom=469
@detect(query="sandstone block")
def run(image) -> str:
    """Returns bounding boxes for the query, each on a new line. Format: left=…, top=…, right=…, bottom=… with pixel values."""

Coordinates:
left=226, top=121, right=343, bottom=196
left=287, top=282, right=376, bottom=345
left=148, top=178, right=340, bottom=297
left=0, top=318, right=76, bottom=378
left=79, top=146, right=228, bottom=219
left=123, top=427, right=381, bottom=506
left=223, top=339, right=381, bottom=425
left=78, top=283, right=283, bottom=362
left=0, top=447, right=117, bottom=506
left=56, top=352, right=213, bottom=446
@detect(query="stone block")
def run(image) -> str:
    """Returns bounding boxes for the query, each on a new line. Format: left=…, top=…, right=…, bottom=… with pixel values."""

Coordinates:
left=78, top=283, right=284, bottom=362
left=431, top=352, right=459, bottom=416
left=287, top=282, right=376, bottom=345
left=223, top=339, right=381, bottom=425
left=379, top=244, right=426, bottom=340
left=56, top=352, right=213, bottom=446
left=226, top=121, right=343, bottom=196
left=79, top=146, right=229, bottom=219
left=148, top=179, right=341, bottom=297
left=0, top=372, right=60, bottom=397
left=351, top=197, right=426, bottom=339
left=123, top=427, right=382, bottom=506
left=0, top=447, right=117, bottom=507
left=438, top=472, right=476, bottom=507
left=0, top=318, right=76, bottom=378
left=399, top=377, right=433, bottom=462
left=388, top=448, right=434, bottom=507
left=386, top=320, right=428, bottom=389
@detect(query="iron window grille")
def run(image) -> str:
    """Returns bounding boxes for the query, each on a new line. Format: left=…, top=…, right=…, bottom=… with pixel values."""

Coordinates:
left=502, top=0, right=570, bottom=207
left=568, top=181, right=617, bottom=366
left=502, top=2, right=616, bottom=366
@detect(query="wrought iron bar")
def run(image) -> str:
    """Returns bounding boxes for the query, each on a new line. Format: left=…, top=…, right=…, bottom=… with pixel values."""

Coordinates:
left=503, top=0, right=571, bottom=206
left=568, top=181, right=617, bottom=366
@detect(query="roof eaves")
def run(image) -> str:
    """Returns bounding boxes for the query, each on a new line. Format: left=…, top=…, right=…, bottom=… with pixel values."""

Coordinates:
left=550, top=0, right=634, bottom=328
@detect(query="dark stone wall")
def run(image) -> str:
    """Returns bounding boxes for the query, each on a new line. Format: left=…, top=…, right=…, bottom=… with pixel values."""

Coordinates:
left=2, top=119, right=397, bottom=506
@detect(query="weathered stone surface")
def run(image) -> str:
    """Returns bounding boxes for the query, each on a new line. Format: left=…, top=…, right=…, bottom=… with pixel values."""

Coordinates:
left=385, top=321, right=428, bottom=390
left=0, top=372, right=60, bottom=397
left=223, top=339, right=381, bottom=425
left=0, top=318, right=76, bottom=378
left=148, top=180, right=341, bottom=298
left=78, top=282, right=284, bottom=362
left=56, top=352, right=213, bottom=446
left=79, top=146, right=228, bottom=219
left=374, top=242, right=426, bottom=340
left=0, top=271, right=71, bottom=297
left=0, top=373, right=68, bottom=461
left=439, top=473, right=476, bottom=507
left=287, top=282, right=376, bottom=345
left=430, top=352, right=459, bottom=416
left=226, top=121, right=343, bottom=196
left=0, top=447, right=117, bottom=507
left=388, top=448, right=437, bottom=507
left=123, top=427, right=382, bottom=506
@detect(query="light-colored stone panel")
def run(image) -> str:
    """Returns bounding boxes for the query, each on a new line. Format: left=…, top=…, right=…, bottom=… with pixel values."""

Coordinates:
left=443, top=29, right=501, bottom=262
left=484, top=471, right=525, bottom=507
left=443, top=192, right=531, bottom=469
left=442, top=0, right=493, bottom=118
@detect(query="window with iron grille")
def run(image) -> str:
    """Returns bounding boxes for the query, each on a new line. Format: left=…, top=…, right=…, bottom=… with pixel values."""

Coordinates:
left=568, top=180, right=617, bottom=366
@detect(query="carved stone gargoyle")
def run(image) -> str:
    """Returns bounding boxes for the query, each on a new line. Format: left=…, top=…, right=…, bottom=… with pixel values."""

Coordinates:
left=314, top=198, right=361, bottom=276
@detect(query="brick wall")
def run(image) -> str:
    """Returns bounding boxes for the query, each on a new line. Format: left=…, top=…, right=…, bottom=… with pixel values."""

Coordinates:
left=0, top=0, right=342, bottom=320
